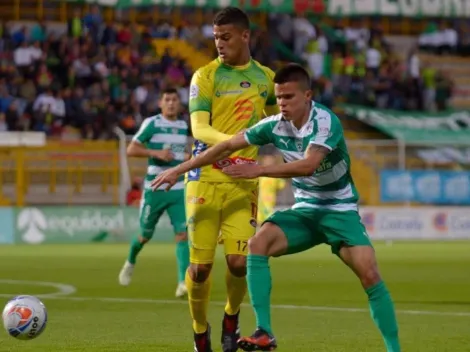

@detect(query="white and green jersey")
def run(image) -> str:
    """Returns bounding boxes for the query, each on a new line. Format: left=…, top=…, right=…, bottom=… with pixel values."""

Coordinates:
left=244, top=102, right=358, bottom=212
left=133, top=114, right=189, bottom=191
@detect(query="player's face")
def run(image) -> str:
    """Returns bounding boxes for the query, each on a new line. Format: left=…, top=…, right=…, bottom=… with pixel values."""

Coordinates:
left=213, top=24, right=249, bottom=65
left=159, top=93, right=180, bottom=118
left=275, top=82, right=312, bottom=122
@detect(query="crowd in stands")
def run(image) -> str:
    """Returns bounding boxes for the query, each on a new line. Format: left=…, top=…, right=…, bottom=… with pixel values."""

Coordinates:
left=270, top=16, right=456, bottom=112
left=0, top=8, right=461, bottom=138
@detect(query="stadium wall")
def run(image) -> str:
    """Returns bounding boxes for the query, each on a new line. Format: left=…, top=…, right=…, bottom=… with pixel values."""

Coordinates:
left=0, top=206, right=469, bottom=244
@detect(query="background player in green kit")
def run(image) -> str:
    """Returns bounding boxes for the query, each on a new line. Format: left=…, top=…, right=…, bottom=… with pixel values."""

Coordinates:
left=119, top=87, right=190, bottom=298
left=151, top=65, right=401, bottom=352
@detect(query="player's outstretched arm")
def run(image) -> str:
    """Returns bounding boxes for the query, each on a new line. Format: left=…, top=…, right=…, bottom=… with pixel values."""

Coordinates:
left=150, top=133, right=249, bottom=191
left=223, top=144, right=330, bottom=179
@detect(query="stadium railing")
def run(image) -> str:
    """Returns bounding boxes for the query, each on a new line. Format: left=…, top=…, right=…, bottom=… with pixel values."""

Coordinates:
left=275, top=138, right=470, bottom=207
left=0, top=133, right=120, bottom=206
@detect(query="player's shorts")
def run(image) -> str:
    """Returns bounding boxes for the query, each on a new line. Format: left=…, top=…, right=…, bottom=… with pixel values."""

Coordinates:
left=265, top=208, right=372, bottom=256
left=185, top=181, right=258, bottom=264
left=139, top=189, right=186, bottom=239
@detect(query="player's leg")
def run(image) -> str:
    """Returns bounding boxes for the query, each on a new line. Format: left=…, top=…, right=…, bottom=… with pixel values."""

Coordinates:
left=185, top=181, right=221, bottom=352
left=323, top=211, right=401, bottom=352
left=238, top=209, right=319, bottom=352
left=166, top=189, right=189, bottom=298
left=219, top=183, right=259, bottom=352
left=119, top=190, right=164, bottom=286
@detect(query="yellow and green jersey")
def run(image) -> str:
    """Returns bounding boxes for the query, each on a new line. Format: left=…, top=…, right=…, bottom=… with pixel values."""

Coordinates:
left=188, top=58, right=277, bottom=183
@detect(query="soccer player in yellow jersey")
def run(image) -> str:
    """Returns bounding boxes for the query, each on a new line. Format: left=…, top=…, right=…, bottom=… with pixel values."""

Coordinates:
left=185, top=7, right=279, bottom=352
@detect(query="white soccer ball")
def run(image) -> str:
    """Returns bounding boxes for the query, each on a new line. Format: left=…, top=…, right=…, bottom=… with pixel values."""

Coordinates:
left=2, top=295, right=47, bottom=340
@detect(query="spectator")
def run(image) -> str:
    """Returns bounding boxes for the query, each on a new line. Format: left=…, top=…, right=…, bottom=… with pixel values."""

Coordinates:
left=126, top=176, right=143, bottom=207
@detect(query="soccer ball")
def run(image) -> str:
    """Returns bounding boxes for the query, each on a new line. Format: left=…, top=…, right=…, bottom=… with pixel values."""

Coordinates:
left=2, top=295, right=48, bottom=340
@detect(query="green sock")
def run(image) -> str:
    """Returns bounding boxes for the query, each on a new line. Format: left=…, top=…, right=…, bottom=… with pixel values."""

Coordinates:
left=175, top=240, right=189, bottom=283
left=127, top=237, right=144, bottom=265
left=247, top=254, right=273, bottom=334
left=366, top=281, right=401, bottom=352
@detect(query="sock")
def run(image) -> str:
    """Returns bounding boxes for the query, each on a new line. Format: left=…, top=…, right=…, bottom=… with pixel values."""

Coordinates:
left=186, top=270, right=212, bottom=334
left=175, top=240, right=190, bottom=283
left=247, top=254, right=273, bottom=334
left=224, top=269, right=247, bottom=316
left=127, top=237, right=145, bottom=265
left=366, top=281, right=401, bottom=352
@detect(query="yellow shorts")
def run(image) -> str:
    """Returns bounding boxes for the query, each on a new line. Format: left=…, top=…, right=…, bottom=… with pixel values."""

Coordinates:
left=185, top=181, right=258, bottom=264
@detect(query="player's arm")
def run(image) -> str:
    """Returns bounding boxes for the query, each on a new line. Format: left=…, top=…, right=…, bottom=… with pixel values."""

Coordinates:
left=225, top=113, right=341, bottom=179
left=189, top=69, right=231, bottom=145
left=127, top=120, right=173, bottom=161
left=257, top=144, right=329, bottom=178
left=191, top=111, right=232, bottom=145
left=150, top=133, right=249, bottom=191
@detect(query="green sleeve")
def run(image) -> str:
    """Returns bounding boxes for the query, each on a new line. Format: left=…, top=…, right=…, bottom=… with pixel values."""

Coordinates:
left=133, top=117, right=154, bottom=144
left=309, top=110, right=343, bottom=150
left=244, top=119, right=275, bottom=146
left=189, top=69, right=213, bottom=114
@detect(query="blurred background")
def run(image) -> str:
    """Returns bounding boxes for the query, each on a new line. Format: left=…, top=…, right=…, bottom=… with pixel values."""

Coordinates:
left=0, top=0, right=469, bottom=242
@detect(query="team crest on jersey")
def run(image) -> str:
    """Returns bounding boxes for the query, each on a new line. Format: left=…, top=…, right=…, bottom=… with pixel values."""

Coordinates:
left=296, top=139, right=303, bottom=152
left=240, top=81, right=251, bottom=88
left=258, top=84, right=268, bottom=98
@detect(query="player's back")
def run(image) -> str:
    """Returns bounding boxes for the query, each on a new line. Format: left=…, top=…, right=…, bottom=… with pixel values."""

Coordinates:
left=133, top=114, right=188, bottom=190
left=188, top=58, right=276, bottom=182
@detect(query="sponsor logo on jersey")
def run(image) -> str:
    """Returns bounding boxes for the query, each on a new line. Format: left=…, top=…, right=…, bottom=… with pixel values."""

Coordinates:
left=215, top=89, right=243, bottom=97
left=212, top=156, right=257, bottom=169
left=234, top=99, right=255, bottom=121
left=190, top=84, right=199, bottom=99
left=187, top=196, right=205, bottom=205
left=240, top=81, right=251, bottom=88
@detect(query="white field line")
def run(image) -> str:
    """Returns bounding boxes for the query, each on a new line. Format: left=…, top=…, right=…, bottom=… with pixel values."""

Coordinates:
left=0, top=280, right=469, bottom=318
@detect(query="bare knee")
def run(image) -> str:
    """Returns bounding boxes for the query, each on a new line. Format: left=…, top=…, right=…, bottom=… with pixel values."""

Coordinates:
left=188, top=263, right=212, bottom=283
left=175, top=232, right=187, bottom=242
left=226, top=255, right=246, bottom=277
left=340, top=246, right=382, bottom=289
left=138, top=235, right=150, bottom=244
left=248, top=223, right=288, bottom=257
left=359, top=265, right=381, bottom=288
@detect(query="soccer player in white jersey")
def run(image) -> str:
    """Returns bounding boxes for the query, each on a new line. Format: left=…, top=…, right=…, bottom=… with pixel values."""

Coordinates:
left=119, top=88, right=190, bottom=298
left=150, top=64, right=401, bottom=352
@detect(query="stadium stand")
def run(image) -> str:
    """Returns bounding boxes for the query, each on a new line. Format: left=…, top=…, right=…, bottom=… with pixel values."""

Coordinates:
left=0, top=2, right=469, bottom=207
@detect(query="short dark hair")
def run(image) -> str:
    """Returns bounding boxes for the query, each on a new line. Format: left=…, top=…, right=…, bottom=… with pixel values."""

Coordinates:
left=213, top=7, right=250, bottom=30
left=160, top=87, right=179, bottom=97
left=273, top=64, right=311, bottom=90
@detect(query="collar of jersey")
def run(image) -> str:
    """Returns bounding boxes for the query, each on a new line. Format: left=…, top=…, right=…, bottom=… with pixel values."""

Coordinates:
left=216, top=57, right=252, bottom=70
left=281, top=100, right=317, bottom=126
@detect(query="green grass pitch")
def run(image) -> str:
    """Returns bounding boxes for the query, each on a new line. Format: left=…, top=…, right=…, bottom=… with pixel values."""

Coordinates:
left=0, top=242, right=469, bottom=351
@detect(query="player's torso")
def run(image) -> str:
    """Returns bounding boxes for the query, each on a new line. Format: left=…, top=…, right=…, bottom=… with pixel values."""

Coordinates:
left=269, top=110, right=356, bottom=207
left=144, top=116, right=188, bottom=190
left=190, top=60, right=272, bottom=183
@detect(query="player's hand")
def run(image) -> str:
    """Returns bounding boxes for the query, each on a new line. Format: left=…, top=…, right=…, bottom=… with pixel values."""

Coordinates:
left=150, top=169, right=179, bottom=192
left=222, top=164, right=263, bottom=179
left=151, top=149, right=174, bottom=162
